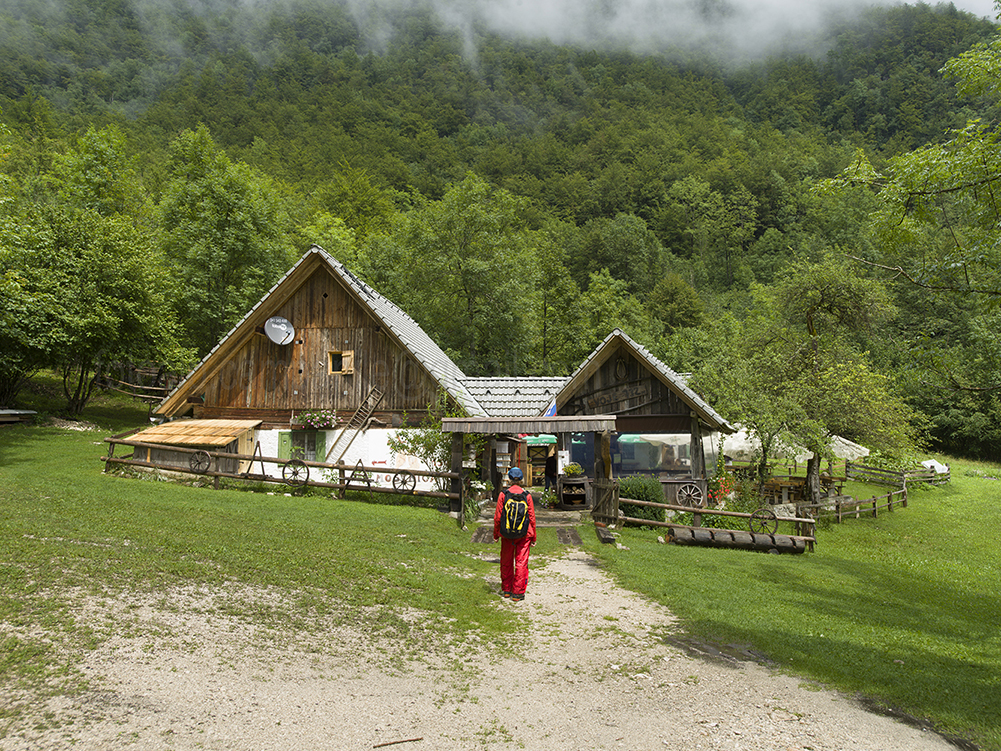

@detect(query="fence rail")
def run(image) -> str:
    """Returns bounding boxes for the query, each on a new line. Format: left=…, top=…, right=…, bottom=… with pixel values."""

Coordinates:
left=801, top=487, right=907, bottom=522
left=614, top=496, right=817, bottom=551
left=102, top=432, right=460, bottom=501
left=845, top=461, right=950, bottom=487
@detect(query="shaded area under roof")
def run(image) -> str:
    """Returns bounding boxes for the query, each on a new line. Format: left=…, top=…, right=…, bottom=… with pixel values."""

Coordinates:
left=442, top=415, right=617, bottom=434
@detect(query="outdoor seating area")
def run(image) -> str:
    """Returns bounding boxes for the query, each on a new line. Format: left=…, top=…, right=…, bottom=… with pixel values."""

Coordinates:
left=758, top=474, right=845, bottom=504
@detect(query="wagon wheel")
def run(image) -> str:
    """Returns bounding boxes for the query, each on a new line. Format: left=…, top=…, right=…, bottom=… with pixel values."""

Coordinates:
left=749, top=506, right=778, bottom=535
left=282, top=458, right=310, bottom=487
left=189, top=450, right=211, bottom=474
left=676, top=482, right=705, bottom=508
left=392, top=470, right=416, bottom=493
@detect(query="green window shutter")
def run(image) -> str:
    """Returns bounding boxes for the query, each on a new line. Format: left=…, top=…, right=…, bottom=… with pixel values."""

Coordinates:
left=315, top=430, right=326, bottom=463
left=278, top=432, right=291, bottom=460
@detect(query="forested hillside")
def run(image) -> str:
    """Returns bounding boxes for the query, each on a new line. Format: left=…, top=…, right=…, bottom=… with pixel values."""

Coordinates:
left=2, top=0, right=1001, bottom=460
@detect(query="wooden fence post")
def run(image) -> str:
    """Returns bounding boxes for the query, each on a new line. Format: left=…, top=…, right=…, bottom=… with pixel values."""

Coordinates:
left=450, top=432, right=464, bottom=522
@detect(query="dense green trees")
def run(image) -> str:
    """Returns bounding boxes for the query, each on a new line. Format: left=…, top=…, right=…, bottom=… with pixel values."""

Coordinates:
left=1, top=0, right=999, bottom=459
left=364, top=174, right=536, bottom=375
left=158, top=125, right=296, bottom=355
left=0, top=124, right=184, bottom=413
left=681, top=257, right=919, bottom=495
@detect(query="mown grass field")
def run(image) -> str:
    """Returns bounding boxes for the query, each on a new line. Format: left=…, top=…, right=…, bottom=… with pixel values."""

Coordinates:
left=584, top=467, right=1001, bottom=750
left=1, top=385, right=999, bottom=748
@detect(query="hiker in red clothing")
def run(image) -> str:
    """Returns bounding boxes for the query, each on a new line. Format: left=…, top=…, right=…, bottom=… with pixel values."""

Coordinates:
left=493, top=466, right=536, bottom=601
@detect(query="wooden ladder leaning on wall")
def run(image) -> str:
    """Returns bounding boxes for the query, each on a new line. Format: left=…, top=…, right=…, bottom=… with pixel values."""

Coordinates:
left=324, top=386, right=385, bottom=464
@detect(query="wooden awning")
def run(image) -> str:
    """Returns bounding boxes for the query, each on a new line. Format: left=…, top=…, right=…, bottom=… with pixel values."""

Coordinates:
left=441, top=415, right=618, bottom=434
left=134, top=419, right=262, bottom=447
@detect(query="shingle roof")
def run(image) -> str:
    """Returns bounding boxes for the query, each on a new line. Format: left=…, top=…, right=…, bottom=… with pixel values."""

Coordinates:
left=462, top=377, right=568, bottom=418
left=158, top=252, right=730, bottom=432
left=158, top=247, right=488, bottom=418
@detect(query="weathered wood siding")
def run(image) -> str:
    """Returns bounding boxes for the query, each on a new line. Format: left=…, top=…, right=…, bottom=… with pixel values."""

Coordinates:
left=200, top=268, right=442, bottom=416
left=559, top=346, right=688, bottom=417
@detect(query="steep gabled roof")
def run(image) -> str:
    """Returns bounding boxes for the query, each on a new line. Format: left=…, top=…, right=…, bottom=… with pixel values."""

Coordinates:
left=556, top=328, right=735, bottom=433
left=321, top=248, right=486, bottom=417
left=157, top=246, right=486, bottom=418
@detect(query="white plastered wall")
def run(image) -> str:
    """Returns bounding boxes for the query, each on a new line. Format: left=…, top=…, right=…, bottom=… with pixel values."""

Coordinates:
left=253, top=427, right=437, bottom=490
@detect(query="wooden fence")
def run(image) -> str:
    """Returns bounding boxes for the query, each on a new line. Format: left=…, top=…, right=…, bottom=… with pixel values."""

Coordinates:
left=102, top=431, right=461, bottom=504
left=600, top=491, right=816, bottom=552
left=845, top=461, right=949, bottom=487
left=800, top=487, right=908, bottom=522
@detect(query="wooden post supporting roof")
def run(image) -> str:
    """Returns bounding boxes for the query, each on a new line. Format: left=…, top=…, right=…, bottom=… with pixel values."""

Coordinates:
left=690, top=412, right=706, bottom=479
left=450, top=432, right=464, bottom=520
left=443, top=416, right=618, bottom=523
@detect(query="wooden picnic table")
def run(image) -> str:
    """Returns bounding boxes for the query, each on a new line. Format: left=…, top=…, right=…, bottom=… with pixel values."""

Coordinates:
left=761, top=475, right=844, bottom=503
left=761, top=477, right=805, bottom=503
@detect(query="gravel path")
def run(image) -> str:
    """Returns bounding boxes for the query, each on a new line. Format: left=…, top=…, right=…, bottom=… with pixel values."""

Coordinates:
left=2, top=549, right=962, bottom=751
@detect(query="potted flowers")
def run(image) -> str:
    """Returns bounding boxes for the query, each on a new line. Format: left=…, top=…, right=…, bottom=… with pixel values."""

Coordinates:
left=293, top=410, right=340, bottom=429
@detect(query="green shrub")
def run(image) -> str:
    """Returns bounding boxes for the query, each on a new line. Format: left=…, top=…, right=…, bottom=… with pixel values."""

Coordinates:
left=619, top=474, right=666, bottom=524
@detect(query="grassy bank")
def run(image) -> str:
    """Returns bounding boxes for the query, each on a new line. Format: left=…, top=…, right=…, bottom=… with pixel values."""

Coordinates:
left=584, top=465, right=1001, bottom=750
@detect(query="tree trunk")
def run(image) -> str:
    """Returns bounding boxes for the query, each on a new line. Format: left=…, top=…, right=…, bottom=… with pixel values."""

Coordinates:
left=757, top=434, right=774, bottom=483
left=806, top=452, right=822, bottom=506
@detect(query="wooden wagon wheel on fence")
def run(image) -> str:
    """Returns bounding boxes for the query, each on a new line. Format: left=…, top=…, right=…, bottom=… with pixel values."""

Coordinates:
left=392, top=470, right=416, bottom=493
left=189, top=450, right=211, bottom=474
left=749, top=506, right=778, bottom=535
left=282, top=459, right=310, bottom=487
left=677, top=482, right=705, bottom=508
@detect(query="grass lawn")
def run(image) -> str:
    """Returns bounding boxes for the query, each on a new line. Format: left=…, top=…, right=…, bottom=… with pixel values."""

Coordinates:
left=0, top=386, right=565, bottom=732
left=583, top=465, right=1001, bottom=750
left=2, top=382, right=1000, bottom=748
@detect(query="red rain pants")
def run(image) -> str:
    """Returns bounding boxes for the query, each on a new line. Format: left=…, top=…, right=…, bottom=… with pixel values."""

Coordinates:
left=499, top=536, right=532, bottom=595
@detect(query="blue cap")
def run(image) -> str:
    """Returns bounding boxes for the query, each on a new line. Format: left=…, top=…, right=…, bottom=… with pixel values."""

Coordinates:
left=508, top=466, right=523, bottom=481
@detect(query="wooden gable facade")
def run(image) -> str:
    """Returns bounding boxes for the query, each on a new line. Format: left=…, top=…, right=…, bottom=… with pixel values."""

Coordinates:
left=557, top=345, right=694, bottom=432
left=157, top=251, right=451, bottom=428
left=553, top=331, right=734, bottom=479
left=557, top=336, right=727, bottom=430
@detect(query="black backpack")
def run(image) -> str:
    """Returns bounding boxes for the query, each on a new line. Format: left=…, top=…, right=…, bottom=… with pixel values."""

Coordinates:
left=499, top=489, right=530, bottom=539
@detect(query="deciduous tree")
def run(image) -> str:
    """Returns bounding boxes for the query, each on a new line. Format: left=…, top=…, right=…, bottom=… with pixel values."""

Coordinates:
left=158, top=125, right=295, bottom=355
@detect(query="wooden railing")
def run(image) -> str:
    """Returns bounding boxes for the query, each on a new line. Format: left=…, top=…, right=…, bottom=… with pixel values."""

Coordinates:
left=846, top=461, right=949, bottom=487
left=101, top=430, right=461, bottom=501
left=800, top=487, right=907, bottom=522
left=609, top=495, right=817, bottom=551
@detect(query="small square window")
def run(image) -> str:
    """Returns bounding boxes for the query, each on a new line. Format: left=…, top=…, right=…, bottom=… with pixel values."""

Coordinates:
left=328, top=350, right=354, bottom=374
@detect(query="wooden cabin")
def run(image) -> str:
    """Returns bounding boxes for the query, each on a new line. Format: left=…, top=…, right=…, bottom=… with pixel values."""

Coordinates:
left=144, top=247, right=732, bottom=493
left=152, top=247, right=485, bottom=481
left=444, top=330, right=734, bottom=508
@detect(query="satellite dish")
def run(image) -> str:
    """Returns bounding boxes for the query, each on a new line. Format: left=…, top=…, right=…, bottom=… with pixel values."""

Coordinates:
left=264, top=316, right=295, bottom=345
